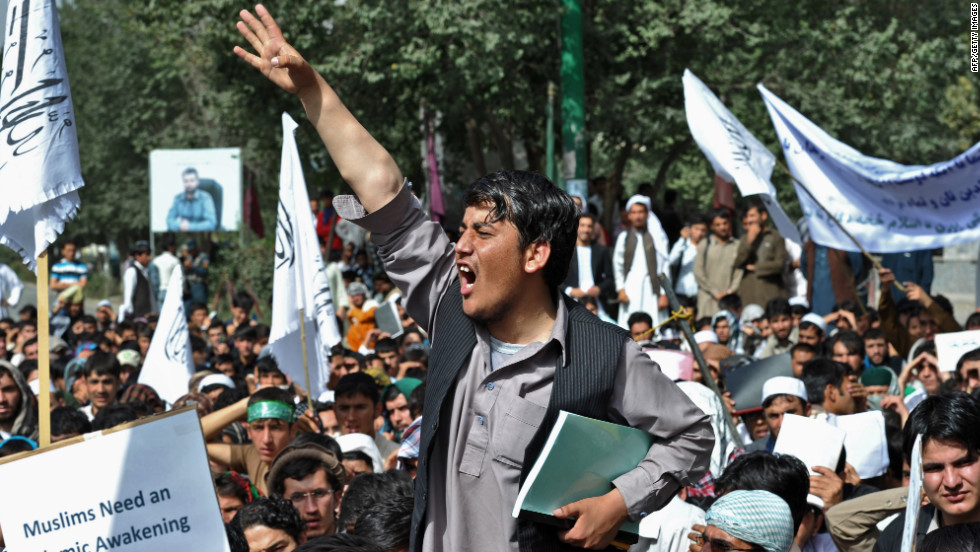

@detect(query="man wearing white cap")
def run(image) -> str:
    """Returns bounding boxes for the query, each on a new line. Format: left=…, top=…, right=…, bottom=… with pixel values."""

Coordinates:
left=745, top=376, right=810, bottom=453
left=613, top=195, right=670, bottom=329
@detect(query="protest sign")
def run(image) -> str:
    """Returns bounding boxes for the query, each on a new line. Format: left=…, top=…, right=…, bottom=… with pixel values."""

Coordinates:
left=934, top=329, right=980, bottom=373
left=759, top=84, right=980, bottom=253
left=0, top=408, right=229, bottom=552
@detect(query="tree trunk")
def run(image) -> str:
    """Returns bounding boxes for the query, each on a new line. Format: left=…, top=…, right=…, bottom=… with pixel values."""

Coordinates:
left=652, top=137, right=692, bottom=200
left=604, top=137, right=633, bottom=231
left=485, top=107, right=515, bottom=169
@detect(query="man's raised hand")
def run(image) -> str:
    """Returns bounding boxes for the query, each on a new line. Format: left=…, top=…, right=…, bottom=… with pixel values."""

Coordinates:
left=234, top=4, right=317, bottom=95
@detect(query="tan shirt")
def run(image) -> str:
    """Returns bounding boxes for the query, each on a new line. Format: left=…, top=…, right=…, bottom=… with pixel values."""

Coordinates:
left=336, top=185, right=713, bottom=552
left=228, top=444, right=270, bottom=496
left=694, top=234, right=743, bottom=318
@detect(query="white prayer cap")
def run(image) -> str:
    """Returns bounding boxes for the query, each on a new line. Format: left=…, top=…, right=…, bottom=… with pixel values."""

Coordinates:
left=788, top=297, right=810, bottom=309
left=28, top=378, right=57, bottom=396
left=659, top=327, right=681, bottom=341
left=741, top=304, right=765, bottom=323
left=761, top=376, right=808, bottom=406
left=197, top=374, right=236, bottom=393
left=694, top=330, right=719, bottom=345
left=336, top=433, right=385, bottom=473
left=625, top=194, right=652, bottom=212
left=800, top=312, right=827, bottom=333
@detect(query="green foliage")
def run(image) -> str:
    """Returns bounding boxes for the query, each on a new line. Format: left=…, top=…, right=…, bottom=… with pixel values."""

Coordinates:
left=51, top=0, right=974, bottom=302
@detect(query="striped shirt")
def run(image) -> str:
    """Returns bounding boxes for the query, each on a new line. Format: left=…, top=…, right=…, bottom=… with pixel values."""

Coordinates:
left=51, top=258, right=88, bottom=284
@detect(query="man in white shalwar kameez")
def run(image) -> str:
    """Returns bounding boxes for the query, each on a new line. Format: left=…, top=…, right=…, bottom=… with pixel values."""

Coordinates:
left=614, top=195, right=670, bottom=330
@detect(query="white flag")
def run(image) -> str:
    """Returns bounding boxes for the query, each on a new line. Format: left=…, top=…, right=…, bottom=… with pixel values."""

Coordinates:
left=138, top=269, right=195, bottom=405
left=0, top=0, right=84, bottom=270
left=682, top=70, right=800, bottom=243
left=269, top=113, right=341, bottom=395
left=759, top=84, right=980, bottom=253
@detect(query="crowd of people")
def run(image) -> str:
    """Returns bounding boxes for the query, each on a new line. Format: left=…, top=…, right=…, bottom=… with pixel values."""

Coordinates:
left=0, top=6, right=978, bottom=552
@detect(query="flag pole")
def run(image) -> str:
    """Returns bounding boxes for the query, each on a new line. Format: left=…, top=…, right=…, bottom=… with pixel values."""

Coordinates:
left=37, top=252, right=52, bottom=447
left=298, top=308, right=315, bottom=414
left=773, top=159, right=906, bottom=293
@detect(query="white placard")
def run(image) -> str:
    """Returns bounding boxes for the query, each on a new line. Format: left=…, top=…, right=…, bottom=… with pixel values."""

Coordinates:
left=934, top=329, right=980, bottom=373
left=0, top=409, right=229, bottom=552
left=901, top=434, right=923, bottom=552
left=773, top=414, right=845, bottom=508
left=833, top=411, right=890, bottom=479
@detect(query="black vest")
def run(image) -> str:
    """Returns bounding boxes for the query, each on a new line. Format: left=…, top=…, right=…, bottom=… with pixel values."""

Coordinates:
left=132, top=265, right=153, bottom=318
left=410, top=281, right=630, bottom=552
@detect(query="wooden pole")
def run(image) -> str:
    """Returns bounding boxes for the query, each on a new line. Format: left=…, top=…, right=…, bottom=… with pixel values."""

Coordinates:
left=773, top=158, right=906, bottom=293
left=298, top=308, right=315, bottom=414
left=658, top=273, right=744, bottom=448
left=37, top=252, right=51, bottom=447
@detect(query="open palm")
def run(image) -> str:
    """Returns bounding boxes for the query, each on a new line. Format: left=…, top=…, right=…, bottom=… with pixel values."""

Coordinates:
left=234, top=4, right=317, bottom=95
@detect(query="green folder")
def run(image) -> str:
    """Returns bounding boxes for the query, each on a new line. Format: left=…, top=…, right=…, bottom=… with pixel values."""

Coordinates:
left=512, top=410, right=654, bottom=536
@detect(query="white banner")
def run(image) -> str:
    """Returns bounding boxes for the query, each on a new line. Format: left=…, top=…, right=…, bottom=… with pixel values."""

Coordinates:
left=269, top=113, right=341, bottom=395
left=759, top=84, right=980, bottom=253
left=0, top=0, right=84, bottom=270
left=139, top=269, right=195, bottom=404
left=682, top=70, right=800, bottom=243
left=934, top=329, right=980, bottom=373
left=0, top=409, right=230, bottom=552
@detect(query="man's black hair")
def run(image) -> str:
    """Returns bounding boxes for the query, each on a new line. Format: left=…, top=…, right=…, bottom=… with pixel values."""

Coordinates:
left=764, top=298, right=791, bottom=320
left=247, top=386, right=294, bottom=409
left=343, top=351, right=367, bottom=370
left=717, top=294, right=742, bottom=313
left=335, top=372, right=380, bottom=405
left=827, top=330, right=864, bottom=358
left=626, top=311, right=653, bottom=329
left=294, top=534, right=386, bottom=552
left=801, top=357, right=848, bottom=405
left=17, top=359, right=37, bottom=381
left=0, top=438, right=35, bottom=457
left=400, top=348, right=428, bottom=367
left=51, top=406, right=91, bottom=436
left=80, top=314, right=97, bottom=326
left=694, top=316, right=713, bottom=332
left=919, top=521, right=980, bottom=552
left=408, top=383, right=425, bottom=419
left=269, top=456, right=342, bottom=496
left=232, top=291, right=254, bottom=311
left=136, top=324, right=154, bottom=339
left=337, top=471, right=413, bottom=530
left=131, top=241, right=151, bottom=255
left=832, top=300, right=860, bottom=315
left=932, top=294, right=954, bottom=315
left=256, top=356, right=283, bottom=375
left=187, top=302, right=208, bottom=315
left=18, top=305, right=37, bottom=320
left=91, top=403, right=139, bottom=431
left=190, top=335, right=208, bottom=354
left=677, top=294, right=697, bottom=309
left=182, top=167, right=199, bottom=178
left=374, top=337, right=398, bottom=355
left=351, top=493, right=413, bottom=551
left=578, top=211, right=597, bottom=224
left=903, top=392, right=980, bottom=464
left=714, top=450, right=809, bottom=532
left=863, top=327, right=886, bottom=342
left=214, top=386, right=248, bottom=411
left=215, top=472, right=251, bottom=504
left=341, top=450, right=375, bottom=469
left=237, top=496, right=304, bottom=544
left=912, top=340, right=937, bottom=359
left=381, top=384, right=403, bottom=404
left=956, top=348, right=980, bottom=385
left=83, top=350, right=121, bottom=379
left=215, top=353, right=235, bottom=366
left=790, top=304, right=809, bottom=317
left=464, top=170, right=579, bottom=290
left=743, top=198, right=769, bottom=217
left=708, top=207, right=732, bottom=223
left=966, top=312, right=980, bottom=329
left=19, top=319, right=37, bottom=331
left=790, top=342, right=816, bottom=357
left=253, top=324, right=271, bottom=340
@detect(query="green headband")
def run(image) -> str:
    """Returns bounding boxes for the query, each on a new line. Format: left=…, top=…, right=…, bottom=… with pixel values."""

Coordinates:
left=247, top=400, right=295, bottom=423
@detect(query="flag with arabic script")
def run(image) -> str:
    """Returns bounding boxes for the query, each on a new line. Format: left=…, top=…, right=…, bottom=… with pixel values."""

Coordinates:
left=138, top=269, right=195, bottom=405
left=0, top=0, right=84, bottom=271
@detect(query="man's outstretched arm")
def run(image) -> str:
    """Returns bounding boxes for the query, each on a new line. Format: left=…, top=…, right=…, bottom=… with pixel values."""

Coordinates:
left=234, top=4, right=402, bottom=213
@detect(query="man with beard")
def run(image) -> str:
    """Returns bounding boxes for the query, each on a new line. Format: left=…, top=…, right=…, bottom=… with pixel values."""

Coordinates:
left=0, top=360, right=37, bottom=442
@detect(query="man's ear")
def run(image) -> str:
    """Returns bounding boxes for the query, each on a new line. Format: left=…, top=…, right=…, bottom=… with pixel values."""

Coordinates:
left=825, top=384, right=838, bottom=405
left=523, top=240, right=552, bottom=275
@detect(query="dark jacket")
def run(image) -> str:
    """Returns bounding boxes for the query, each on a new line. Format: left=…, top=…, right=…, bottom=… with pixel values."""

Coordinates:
left=872, top=504, right=934, bottom=552
left=735, top=227, right=787, bottom=306
left=563, top=243, right=616, bottom=304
